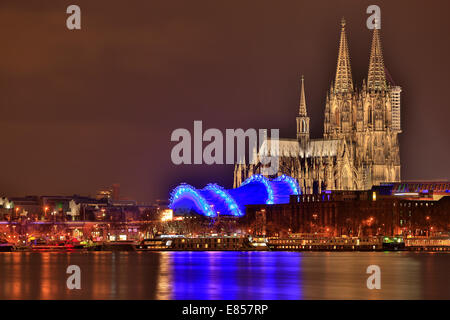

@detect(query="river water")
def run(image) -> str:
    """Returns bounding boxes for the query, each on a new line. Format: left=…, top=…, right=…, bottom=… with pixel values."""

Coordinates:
left=0, top=251, right=448, bottom=299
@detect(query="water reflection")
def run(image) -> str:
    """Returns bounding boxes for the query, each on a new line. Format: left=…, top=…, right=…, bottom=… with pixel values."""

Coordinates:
left=0, top=251, right=448, bottom=299
left=155, top=252, right=173, bottom=299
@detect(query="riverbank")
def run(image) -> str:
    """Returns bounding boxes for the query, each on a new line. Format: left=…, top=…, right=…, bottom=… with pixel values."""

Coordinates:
left=2, top=235, right=450, bottom=252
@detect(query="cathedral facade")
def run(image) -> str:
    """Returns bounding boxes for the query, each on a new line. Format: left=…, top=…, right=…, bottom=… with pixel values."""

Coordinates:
left=234, top=19, right=402, bottom=194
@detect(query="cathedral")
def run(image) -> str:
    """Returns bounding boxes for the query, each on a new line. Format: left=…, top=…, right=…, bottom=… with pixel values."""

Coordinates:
left=234, top=18, right=402, bottom=194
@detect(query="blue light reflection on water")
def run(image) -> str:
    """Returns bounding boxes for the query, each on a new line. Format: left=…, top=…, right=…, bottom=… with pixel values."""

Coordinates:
left=169, top=251, right=303, bottom=300
left=1, top=251, right=448, bottom=299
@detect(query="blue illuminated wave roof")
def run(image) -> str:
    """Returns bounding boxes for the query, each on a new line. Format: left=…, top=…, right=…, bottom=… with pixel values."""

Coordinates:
left=169, top=174, right=301, bottom=217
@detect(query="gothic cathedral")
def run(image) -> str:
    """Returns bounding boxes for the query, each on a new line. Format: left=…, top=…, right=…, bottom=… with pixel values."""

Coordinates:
left=234, top=19, right=402, bottom=194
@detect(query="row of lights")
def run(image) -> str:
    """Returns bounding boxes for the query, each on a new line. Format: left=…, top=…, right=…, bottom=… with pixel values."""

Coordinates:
left=240, top=174, right=275, bottom=204
left=169, top=184, right=215, bottom=217
left=274, top=174, right=301, bottom=195
left=204, top=183, right=243, bottom=217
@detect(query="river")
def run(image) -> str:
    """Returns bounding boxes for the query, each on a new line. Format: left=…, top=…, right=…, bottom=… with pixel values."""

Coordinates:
left=0, top=251, right=448, bottom=299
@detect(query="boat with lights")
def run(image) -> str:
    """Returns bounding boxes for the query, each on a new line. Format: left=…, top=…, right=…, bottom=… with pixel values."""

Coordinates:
left=136, top=235, right=256, bottom=251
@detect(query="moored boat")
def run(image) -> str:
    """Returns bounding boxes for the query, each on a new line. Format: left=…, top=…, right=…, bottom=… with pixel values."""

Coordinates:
left=136, top=238, right=168, bottom=251
left=136, top=235, right=254, bottom=251
left=382, top=236, right=406, bottom=251
left=0, top=240, right=14, bottom=252
left=30, top=238, right=87, bottom=252
left=101, top=241, right=136, bottom=251
left=267, top=236, right=384, bottom=251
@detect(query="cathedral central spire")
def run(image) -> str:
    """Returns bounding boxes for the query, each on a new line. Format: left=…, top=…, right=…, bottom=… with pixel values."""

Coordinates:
left=299, top=75, right=307, bottom=116
left=334, top=18, right=354, bottom=93
left=367, top=26, right=387, bottom=91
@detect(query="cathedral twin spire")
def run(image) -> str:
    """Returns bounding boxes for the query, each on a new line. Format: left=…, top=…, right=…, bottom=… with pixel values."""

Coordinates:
left=367, top=27, right=387, bottom=91
left=333, top=17, right=387, bottom=93
left=334, top=18, right=354, bottom=93
left=300, top=18, right=389, bottom=138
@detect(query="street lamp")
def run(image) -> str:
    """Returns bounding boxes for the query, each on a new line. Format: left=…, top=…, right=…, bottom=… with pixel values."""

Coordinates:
left=44, top=206, right=49, bottom=219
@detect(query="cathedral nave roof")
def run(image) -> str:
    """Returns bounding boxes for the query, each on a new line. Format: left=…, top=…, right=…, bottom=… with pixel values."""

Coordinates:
left=259, top=138, right=342, bottom=158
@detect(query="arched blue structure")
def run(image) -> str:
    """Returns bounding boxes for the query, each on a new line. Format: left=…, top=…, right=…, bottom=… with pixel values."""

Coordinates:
left=204, top=183, right=243, bottom=217
left=169, top=184, right=216, bottom=217
left=169, top=174, right=301, bottom=217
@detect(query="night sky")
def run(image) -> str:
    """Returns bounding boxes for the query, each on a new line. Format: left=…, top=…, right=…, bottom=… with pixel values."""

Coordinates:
left=0, top=0, right=449, bottom=202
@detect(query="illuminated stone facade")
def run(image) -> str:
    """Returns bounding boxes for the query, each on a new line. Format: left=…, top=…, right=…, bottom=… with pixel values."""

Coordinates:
left=234, top=19, right=402, bottom=193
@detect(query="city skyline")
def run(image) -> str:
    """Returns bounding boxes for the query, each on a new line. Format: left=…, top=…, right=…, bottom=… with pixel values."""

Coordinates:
left=0, top=1, right=449, bottom=202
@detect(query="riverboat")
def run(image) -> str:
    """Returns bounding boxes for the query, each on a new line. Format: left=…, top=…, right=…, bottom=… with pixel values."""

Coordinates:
left=0, top=239, right=14, bottom=252
left=136, top=236, right=254, bottom=251
left=405, top=236, right=450, bottom=252
left=267, top=236, right=384, bottom=251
